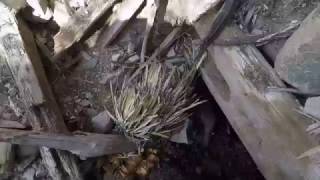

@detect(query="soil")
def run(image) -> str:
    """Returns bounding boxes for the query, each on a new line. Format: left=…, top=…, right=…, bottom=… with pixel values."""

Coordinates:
left=148, top=79, right=265, bottom=180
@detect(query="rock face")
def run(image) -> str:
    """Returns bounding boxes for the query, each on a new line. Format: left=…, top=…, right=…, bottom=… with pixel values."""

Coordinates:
left=91, top=111, right=114, bottom=133
left=275, top=6, right=320, bottom=93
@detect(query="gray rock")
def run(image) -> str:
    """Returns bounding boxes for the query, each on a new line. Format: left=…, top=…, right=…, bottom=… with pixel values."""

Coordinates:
left=84, top=92, right=93, bottom=99
left=79, top=99, right=91, bottom=107
left=111, top=54, right=121, bottom=62
left=304, top=97, right=320, bottom=119
left=275, top=7, right=320, bottom=93
left=76, top=52, right=98, bottom=70
left=127, top=54, right=139, bottom=62
left=91, top=111, right=114, bottom=133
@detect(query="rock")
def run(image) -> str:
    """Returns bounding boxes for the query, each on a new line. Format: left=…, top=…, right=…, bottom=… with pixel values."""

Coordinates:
left=127, top=54, right=139, bottom=62
left=80, top=99, right=91, bottom=107
left=275, top=7, right=320, bottom=93
left=304, top=97, right=320, bottom=119
left=84, top=92, right=93, bottom=99
left=76, top=52, right=98, bottom=70
left=111, top=54, right=121, bottom=62
left=170, top=119, right=189, bottom=144
left=91, top=111, right=114, bottom=133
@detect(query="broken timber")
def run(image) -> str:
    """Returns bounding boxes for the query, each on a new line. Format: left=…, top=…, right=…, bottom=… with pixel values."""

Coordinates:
left=0, top=3, right=81, bottom=180
left=194, top=9, right=320, bottom=180
left=53, top=0, right=119, bottom=57
left=0, top=128, right=136, bottom=158
left=96, top=0, right=145, bottom=47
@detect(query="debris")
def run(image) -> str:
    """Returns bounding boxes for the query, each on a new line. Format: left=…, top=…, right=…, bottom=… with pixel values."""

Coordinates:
left=25, top=0, right=53, bottom=22
left=275, top=6, right=320, bottom=93
left=76, top=52, right=98, bottom=70
left=140, top=0, right=159, bottom=62
left=53, top=0, right=118, bottom=56
left=91, top=111, right=114, bottom=133
left=149, top=27, right=183, bottom=61
left=79, top=99, right=91, bottom=107
left=96, top=0, right=145, bottom=47
left=0, top=128, right=136, bottom=158
left=0, top=4, right=82, bottom=179
left=194, top=8, right=320, bottom=179
left=127, top=54, right=140, bottom=63
left=164, top=0, right=222, bottom=25
left=111, top=53, right=121, bottom=62
left=0, top=120, right=26, bottom=129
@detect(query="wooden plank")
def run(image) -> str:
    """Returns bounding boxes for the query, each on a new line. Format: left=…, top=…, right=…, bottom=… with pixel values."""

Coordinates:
left=140, top=0, right=159, bottom=62
left=53, top=0, right=118, bottom=56
left=96, top=0, right=145, bottom=47
left=0, top=3, right=81, bottom=180
left=0, top=128, right=136, bottom=158
left=194, top=10, right=320, bottom=180
left=0, top=143, right=13, bottom=177
left=148, top=26, right=182, bottom=61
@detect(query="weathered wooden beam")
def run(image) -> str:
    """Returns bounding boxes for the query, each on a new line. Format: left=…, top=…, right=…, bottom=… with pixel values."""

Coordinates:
left=149, top=26, right=182, bottom=61
left=0, top=128, right=136, bottom=158
left=53, top=0, right=119, bottom=56
left=140, top=0, right=159, bottom=62
left=0, top=3, right=81, bottom=179
left=96, top=0, right=145, bottom=47
left=194, top=10, right=320, bottom=180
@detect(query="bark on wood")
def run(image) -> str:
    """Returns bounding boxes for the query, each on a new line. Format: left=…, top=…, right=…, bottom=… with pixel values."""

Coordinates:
left=0, top=3, right=82, bottom=180
left=149, top=26, right=182, bottom=61
left=96, top=0, right=145, bottom=47
left=194, top=10, right=320, bottom=180
left=53, top=0, right=119, bottom=56
left=0, top=128, right=136, bottom=158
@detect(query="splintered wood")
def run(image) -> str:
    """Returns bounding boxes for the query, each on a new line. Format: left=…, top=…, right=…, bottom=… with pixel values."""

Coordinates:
left=53, top=0, right=119, bottom=56
left=194, top=9, right=320, bottom=180
left=96, top=0, right=145, bottom=47
left=0, top=128, right=136, bottom=158
left=0, top=3, right=82, bottom=180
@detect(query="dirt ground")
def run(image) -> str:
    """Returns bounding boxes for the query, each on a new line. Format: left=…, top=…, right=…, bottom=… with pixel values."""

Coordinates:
left=147, top=79, right=264, bottom=180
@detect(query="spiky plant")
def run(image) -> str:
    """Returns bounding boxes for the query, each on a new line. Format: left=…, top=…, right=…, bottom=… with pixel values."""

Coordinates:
left=105, top=61, right=204, bottom=141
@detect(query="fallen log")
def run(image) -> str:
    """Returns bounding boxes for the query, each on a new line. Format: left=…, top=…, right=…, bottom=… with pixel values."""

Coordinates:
left=0, top=128, right=136, bottom=158
left=0, top=3, right=81, bottom=179
left=194, top=9, right=320, bottom=180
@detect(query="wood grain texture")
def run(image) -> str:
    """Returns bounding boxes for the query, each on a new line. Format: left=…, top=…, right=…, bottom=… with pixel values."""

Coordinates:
left=0, top=3, right=81, bottom=179
left=53, top=0, right=119, bottom=56
left=194, top=9, right=320, bottom=180
left=0, top=129, right=136, bottom=158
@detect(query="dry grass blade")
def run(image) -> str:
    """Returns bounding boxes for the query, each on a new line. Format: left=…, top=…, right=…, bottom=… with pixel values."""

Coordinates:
left=106, top=61, right=203, bottom=141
